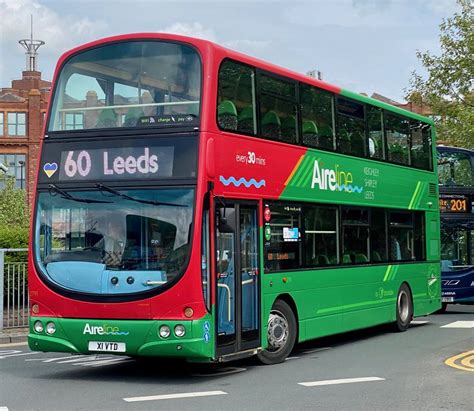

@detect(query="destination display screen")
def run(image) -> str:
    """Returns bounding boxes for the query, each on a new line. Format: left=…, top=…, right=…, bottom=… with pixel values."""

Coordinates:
left=38, top=135, right=197, bottom=184
left=439, top=194, right=471, bottom=213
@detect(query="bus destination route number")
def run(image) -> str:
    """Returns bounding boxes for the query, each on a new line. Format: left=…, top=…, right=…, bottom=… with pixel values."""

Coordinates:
left=57, top=146, right=174, bottom=181
left=439, top=195, right=470, bottom=213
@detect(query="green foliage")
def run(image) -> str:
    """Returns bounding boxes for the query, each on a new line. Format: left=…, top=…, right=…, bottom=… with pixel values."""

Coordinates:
left=0, top=177, right=29, bottom=227
left=0, top=177, right=29, bottom=258
left=407, top=0, right=474, bottom=148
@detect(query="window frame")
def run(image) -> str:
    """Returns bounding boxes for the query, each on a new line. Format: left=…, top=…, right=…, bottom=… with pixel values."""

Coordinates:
left=7, top=112, right=27, bottom=137
left=263, top=199, right=427, bottom=273
left=214, top=58, right=434, bottom=172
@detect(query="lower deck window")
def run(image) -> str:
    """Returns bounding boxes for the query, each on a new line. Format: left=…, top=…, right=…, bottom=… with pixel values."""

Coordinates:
left=264, top=201, right=426, bottom=272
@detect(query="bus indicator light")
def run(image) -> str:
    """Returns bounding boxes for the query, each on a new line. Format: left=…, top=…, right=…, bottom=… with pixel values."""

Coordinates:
left=32, top=304, right=39, bottom=314
left=184, top=307, right=194, bottom=318
left=264, top=207, right=271, bottom=222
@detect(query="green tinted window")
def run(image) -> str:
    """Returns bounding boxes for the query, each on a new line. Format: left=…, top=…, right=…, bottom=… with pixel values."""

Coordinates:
left=300, top=84, right=334, bottom=150
left=303, top=206, right=338, bottom=266
left=337, top=98, right=366, bottom=158
left=410, top=121, right=432, bottom=170
left=367, top=107, right=384, bottom=160
left=218, top=60, right=256, bottom=134
left=258, top=74, right=297, bottom=144
left=385, top=113, right=409, bottom=165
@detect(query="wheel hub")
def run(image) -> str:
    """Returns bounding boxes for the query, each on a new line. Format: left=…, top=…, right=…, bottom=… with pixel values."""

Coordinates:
left=398, top=291, right=409, bottom=322
left=267, top=310, right=289, bottom=351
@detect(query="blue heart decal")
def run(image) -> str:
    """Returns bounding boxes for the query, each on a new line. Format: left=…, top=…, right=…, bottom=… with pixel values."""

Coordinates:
left=43, top=162, right=58, bottom=178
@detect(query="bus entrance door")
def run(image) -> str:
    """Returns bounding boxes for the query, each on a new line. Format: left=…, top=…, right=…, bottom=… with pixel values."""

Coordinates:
left=215, top=202, right=260, bottom=357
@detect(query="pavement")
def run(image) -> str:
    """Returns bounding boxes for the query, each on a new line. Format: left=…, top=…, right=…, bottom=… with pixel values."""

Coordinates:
left=0, top=327, right=28, bottom=344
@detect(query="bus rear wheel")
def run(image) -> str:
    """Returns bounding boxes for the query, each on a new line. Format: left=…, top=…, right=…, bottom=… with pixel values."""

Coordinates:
left=393, top=283, right=413, bottom=332
left=257, top=299, right=296, bottom=365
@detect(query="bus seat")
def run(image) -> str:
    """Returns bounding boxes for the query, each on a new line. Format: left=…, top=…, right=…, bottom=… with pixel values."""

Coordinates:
left=372, top=251, right=382, bottom=262
left=355, top=253, right=368, bottom=263
left=318, top=124, right=334, bottom=149
left=281, top=115, right=297, bottom=143
left=338, top=131, right=351, bottom=154
left=238, top=106, right=255, bottom=134
left=123, top=107, right=144, bottom=127
left=217, top=100, right=238, bottom=131
left=302, top=120, right=318, bottom=147
left=317, top=255, right=330, bottom=266
left=351, top=133, right=365, bottom=157
left=96, top=109, right=117, bottom=128
left=342, top=254, right=352, bottom=264
left=261, top=111, right=281, bottom=139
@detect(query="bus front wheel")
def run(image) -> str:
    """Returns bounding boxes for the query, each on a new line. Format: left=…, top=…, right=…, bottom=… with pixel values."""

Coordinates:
left=393, top=283, right=413, bottom=332
left=258, top=299, right=296, bottom=365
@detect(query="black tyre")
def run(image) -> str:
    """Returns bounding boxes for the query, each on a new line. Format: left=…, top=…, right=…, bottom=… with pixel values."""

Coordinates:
left=393, top=283, right=413, bottom=332
left=438, top=302, right=448, bottom=313
left=257, top=299, right=297, bottom=365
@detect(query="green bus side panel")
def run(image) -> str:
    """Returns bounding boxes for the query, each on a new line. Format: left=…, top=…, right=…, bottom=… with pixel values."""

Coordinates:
left=281, top=150, right=436, bottom=211
left=262, top=262, right=440, bottom=343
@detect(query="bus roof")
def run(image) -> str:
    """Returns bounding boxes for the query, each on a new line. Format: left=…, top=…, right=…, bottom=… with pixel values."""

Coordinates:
left=56, top=32, right=434, bottom=125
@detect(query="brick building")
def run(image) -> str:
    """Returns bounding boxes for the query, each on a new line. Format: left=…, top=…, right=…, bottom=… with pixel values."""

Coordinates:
left=0, top=31, right=51, bottom=205
left=0, top=70, right=51, bottom=204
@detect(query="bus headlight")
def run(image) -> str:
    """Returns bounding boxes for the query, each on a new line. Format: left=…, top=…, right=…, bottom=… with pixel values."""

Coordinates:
left=34, top=320, right=44, bottom=333
left=46, top=322, right=56, bottom=335
left=174, top=325, right=186, bottom=337
left=159, top=325, right=171, bottom=338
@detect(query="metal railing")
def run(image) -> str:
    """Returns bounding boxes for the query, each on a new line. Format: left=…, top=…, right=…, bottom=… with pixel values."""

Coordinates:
left=0, top=248, right=28, bottom=330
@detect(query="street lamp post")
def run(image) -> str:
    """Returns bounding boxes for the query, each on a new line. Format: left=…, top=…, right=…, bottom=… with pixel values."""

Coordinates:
left=18, top=160, right=25, bottom=190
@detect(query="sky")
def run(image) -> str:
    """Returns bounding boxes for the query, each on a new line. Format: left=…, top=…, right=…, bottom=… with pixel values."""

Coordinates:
left=0, top=0, right=460, bottom=102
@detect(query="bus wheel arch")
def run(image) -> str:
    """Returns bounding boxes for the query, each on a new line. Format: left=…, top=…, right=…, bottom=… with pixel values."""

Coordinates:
left=258, top=295, right=298, bottom=365
left=393, top=282, right=413, bottom=332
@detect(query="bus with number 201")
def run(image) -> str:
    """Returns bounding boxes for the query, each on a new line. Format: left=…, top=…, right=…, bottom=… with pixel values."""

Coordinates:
left=28, top=33, right=441, bottom=364
left=437, top=146, right=474, bottom=311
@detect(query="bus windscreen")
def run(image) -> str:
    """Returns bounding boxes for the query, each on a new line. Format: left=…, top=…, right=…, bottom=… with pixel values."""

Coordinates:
left=48, top=41, right=201, bottom=132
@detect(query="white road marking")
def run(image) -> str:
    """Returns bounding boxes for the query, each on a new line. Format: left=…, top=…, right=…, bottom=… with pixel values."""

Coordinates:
left=441, top=321, right=474, bottom=329
left=411, top=320, right=429, bottom=325
left=286, top=356, right=299, bottom=361
left=299, top=376, right=385, bottom=387
left=76, top=358, right=133, bottom=367
left=56, top=356, right=107, bottom=364
left=0, top=351, right=39, bottom=359
left=0, top=406, right=9, bottom=411
left=25, top=355, right=89, bottom=362
left=123, top=390, right=228, bottom=402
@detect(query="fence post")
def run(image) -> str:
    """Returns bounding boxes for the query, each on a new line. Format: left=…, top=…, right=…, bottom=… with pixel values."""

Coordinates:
left=0, top=249, right=4, bottom=332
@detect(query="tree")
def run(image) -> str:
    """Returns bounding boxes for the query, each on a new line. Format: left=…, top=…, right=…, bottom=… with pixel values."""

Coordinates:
left=0, top=177, right=29, bottom=254
left=407, top=0, right=473, bottom=148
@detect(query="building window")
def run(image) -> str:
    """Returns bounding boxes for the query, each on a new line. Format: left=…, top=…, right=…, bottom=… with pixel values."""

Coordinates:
left=65, top=113, right=84, bottom=130
left=0, top=153, right=26, bottom=189
left=0, top=113, right=3, bottom=136
left=7, top=112, right=26, bottom=136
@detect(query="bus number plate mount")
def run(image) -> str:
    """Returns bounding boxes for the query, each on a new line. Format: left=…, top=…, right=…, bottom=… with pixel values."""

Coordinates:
left=88, top=341, right=126, bottom=353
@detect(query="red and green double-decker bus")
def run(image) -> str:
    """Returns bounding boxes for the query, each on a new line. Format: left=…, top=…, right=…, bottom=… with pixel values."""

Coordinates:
left=28, top=33, right=440, bottom=364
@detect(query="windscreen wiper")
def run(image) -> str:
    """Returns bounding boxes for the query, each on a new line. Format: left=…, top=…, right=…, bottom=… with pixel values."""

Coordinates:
left=48, top=184, right=112, bottom=204
left=95, top=183, right=187, bottom=207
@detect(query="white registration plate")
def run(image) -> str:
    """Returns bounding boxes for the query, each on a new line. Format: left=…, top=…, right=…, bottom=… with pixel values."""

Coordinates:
left=442, top=297, right=454, bottom=303
left=88, top=341, right=126, bottom=353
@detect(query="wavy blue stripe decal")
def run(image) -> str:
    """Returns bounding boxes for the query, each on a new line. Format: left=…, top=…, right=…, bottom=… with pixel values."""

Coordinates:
left=336, top=184, right=364, bottom=193
left=219, top=175, right=266, bottom=189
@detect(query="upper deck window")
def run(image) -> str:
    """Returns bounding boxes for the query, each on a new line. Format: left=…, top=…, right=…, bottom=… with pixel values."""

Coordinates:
left=438, top=150, right=474, bottom=186
left=48, top=41, right=201, bottom=132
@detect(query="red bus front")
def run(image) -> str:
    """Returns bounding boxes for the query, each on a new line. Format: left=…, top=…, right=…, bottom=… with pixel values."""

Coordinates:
left=28, top=34, right=218, bottom=361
